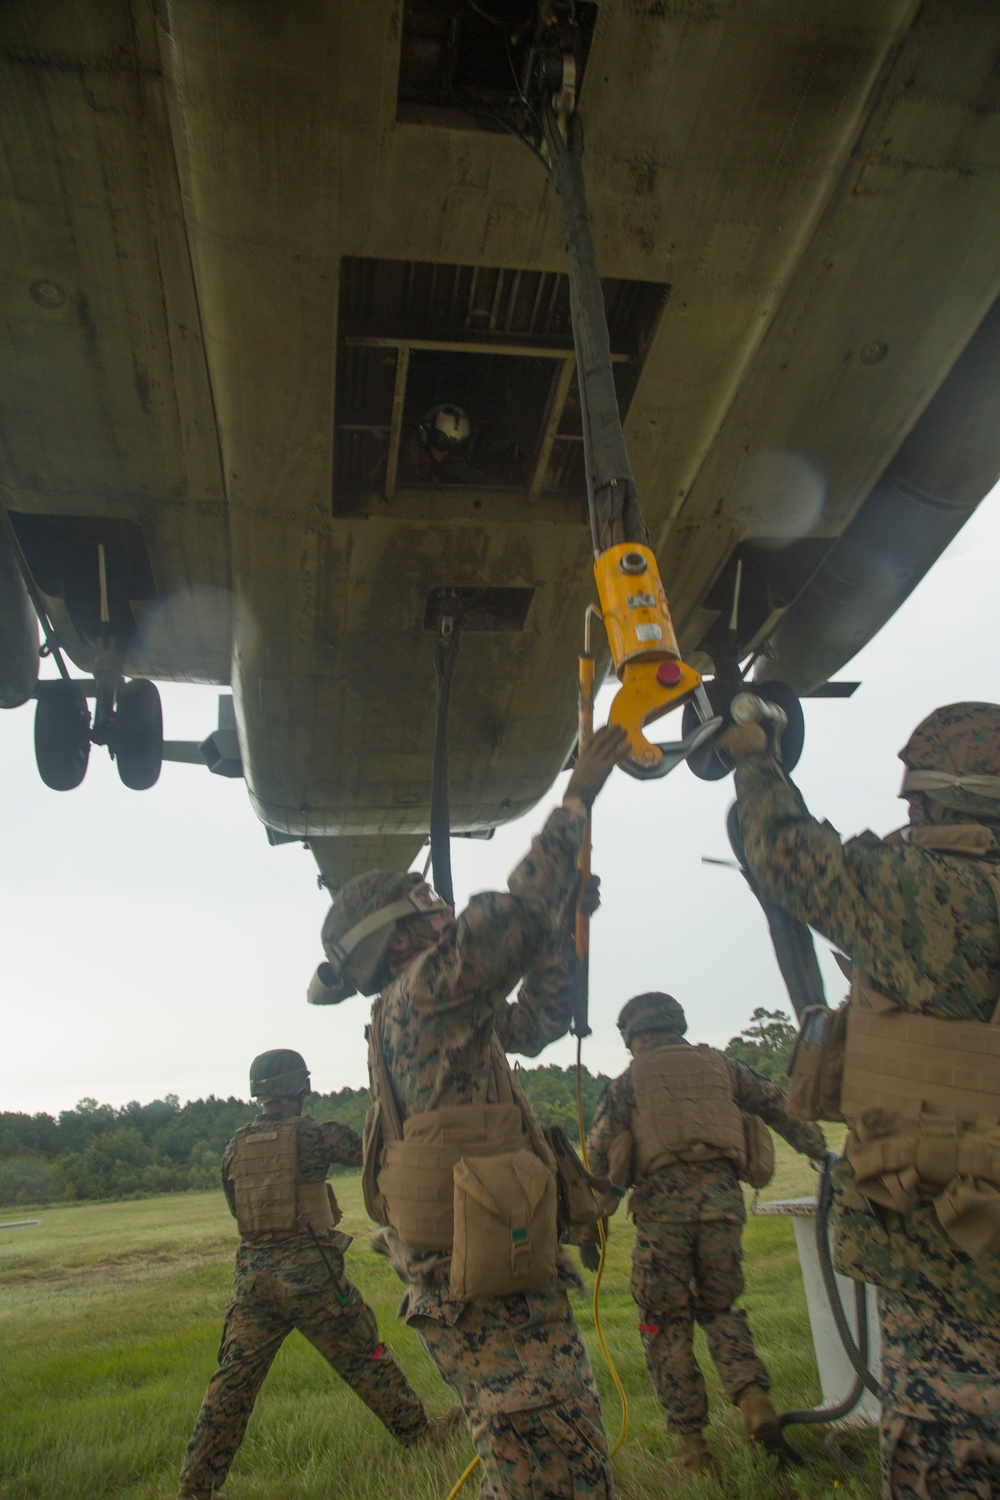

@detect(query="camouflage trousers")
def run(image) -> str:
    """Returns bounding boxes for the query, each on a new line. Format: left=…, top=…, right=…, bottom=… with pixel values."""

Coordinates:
left=879, top=1288, right=1000, bottom=1500
left=630, top=1216, right=769, bottom=1434
left=178, top=1237, right=426, bottom=1498
left=405, top=1281, right=613, bottom=1498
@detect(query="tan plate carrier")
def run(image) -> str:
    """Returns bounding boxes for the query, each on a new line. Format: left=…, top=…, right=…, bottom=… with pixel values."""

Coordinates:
left=230, top=1117, right=339, bottom=1236
left=630, top=1043, right=774, bottom=1189
left=786, top=826, right=1000, bottom=1259
left=364, top=1000, right=603, bottom=1298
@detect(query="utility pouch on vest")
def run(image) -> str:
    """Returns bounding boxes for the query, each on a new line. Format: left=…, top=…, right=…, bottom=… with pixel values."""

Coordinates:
left=787, top=1003, right=847, bottom=1122
left=450, top=1148, right=558, bottom=1299
left=840, top=957, right=1000, bottom=1259
left=544, top=1124, right=610, bottom=1233
left=742, top=1113, right=775, bottom=1189
left=378, top=1104, right=527, bottom=1251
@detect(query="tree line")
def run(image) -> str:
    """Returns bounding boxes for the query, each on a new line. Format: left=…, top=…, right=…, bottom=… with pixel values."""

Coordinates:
left=0, top=1010, right=796, bottom=1209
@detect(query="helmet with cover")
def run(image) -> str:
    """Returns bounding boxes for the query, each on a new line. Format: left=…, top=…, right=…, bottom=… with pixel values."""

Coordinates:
left=313, top=870, right=451, bottom=1004
left=250, top=1048, right=310, bottom=1100
left=899, top=702, right=1000, bottom=824
left=617, top=991, right=687, bottom=1048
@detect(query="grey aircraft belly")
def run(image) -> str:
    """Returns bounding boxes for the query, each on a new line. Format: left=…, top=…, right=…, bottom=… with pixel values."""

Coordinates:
left=2, top=0, right=1000, bottom=887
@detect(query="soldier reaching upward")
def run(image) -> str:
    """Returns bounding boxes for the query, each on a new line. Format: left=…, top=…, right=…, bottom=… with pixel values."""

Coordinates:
left=723, top=701, right=1000, bottom=1498
left=585, top=992, right=825, bottom=1477
left=177, top=1049, right=457, bottom=1500
left=316, top=724, right=628, bottom=1499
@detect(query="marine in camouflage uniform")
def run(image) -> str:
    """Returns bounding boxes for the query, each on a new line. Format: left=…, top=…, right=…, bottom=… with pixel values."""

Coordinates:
left=586, top=992, right=825, bottom=1475
left=724, top=701, right=1000, bottom=1499
left=317, top=726, right=627, bottom=1499
left=178, top=1049, right=448, bottom=1500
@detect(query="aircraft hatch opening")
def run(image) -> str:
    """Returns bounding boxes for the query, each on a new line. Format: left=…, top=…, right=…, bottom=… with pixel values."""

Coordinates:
left=333, top=256, right=668, bottom=514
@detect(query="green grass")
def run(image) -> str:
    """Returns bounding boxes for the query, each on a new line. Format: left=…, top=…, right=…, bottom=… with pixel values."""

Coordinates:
left=0, top=1134, right=875, bottom=1498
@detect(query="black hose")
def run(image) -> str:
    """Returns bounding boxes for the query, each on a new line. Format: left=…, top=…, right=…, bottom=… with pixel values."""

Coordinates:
left=812, top=1153, right=882, bottom=1401
left=777, top=1155, right=880, bottom=1475
left=431, top=611, right=463, bottom=908
left=824, top=1428, right=875, bottom=1477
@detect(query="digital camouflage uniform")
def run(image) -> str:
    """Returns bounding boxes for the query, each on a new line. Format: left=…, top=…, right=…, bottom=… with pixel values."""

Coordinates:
left=587, top=1040, right=824, bottom=1435
left=371, top=804, right=614, bottom=1499
left=734, top=704, right=1000, bottom=1499
left=178, top=1112, right=427, bottom=1499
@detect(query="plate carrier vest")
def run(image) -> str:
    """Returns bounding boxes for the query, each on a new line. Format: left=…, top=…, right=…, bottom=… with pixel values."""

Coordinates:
left=630, top=1043, right=749, bottom=1178
left=362, top=995, right=599, bottom=1297
left=789, top=824, right=1000, bottom=1260
left=230, top=1117, right=338, bottom=1237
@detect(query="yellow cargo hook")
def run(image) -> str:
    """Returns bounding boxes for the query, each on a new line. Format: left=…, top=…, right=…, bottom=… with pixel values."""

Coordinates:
left=593, top=544, right=721, bottom=778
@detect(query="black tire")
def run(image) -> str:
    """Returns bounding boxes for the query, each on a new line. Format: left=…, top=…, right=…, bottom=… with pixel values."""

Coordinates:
left=755, top=679, right=805, bottom=773
left=115, top=679, right=163, bottom=790
left=682, top=678, right=732, bottom=781
left=34, top=681, right=91, bottom=790
left=684, top=676, right=805, bottom=778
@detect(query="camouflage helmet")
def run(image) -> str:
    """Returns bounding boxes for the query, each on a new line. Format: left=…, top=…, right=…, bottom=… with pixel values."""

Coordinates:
left=315, top=869, right=450, bottom=1003
left=250, top=1048, right=310, bottom=1099
left=899, top=703, right=1000, bottom=822
left=617, top=992, right=687, bottom=1047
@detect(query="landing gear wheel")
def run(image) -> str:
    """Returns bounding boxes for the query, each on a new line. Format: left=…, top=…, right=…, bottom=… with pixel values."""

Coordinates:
left=34, top=681, right=91, bottom=790
left=755, top=679, right=805, bottom=773
left=683, top=677, right=805, bottom=779
left=114, top=679, right=163, bottom=790
left=682, top=679, right=731, bottom=781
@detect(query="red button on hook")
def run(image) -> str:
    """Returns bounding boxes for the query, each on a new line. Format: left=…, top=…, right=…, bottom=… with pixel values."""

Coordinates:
left=656, top=661, right=683, bottom=687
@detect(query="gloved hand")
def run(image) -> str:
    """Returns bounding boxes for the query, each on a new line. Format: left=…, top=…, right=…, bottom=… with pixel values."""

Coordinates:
left=564, top=724, right=629, bottom=808
left=717, top=722, right=768, bottom=762
left=579, top=1240, right=601, bottom=1273
left=578, top=873, right=601, bottom=918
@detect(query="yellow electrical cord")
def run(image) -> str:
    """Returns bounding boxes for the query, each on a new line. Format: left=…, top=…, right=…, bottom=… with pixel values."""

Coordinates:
left=575, top=1036, right=629, bottom=1457
left=444, top=1453, right=480, bottom=1500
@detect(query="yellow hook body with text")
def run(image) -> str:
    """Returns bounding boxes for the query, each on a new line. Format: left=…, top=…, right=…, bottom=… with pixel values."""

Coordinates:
left=593, top=544, right=707, bottom=775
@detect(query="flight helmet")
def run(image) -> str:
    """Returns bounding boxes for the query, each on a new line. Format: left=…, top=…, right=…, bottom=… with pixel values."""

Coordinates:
left=617, top=992, right=687, bottom=1048
left=250, top=1049, right=310, bottom=1099
left=313, top=870, right=451, bottom=1003
left=899, top=702, right=1000, bottom=823
left=420, top=403, right=471, bottom=455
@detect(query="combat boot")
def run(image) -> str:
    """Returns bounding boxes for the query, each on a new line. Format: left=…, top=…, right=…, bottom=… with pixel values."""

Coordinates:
left=675, top=1431, right=717, bottom=1476
left=420, top=1406, right=466, bottom=1446
left=738, top=1383, right=781, bottom=1451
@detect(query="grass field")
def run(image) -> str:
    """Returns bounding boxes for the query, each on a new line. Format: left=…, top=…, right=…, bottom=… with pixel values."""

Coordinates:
left=0, top=1136, right=878, bottom=1499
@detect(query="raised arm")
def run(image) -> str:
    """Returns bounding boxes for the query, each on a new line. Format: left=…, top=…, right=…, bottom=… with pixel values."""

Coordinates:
left=318, top=1119, right=364, bottom=1168
left=728, top=1057, right=826, bottom=1159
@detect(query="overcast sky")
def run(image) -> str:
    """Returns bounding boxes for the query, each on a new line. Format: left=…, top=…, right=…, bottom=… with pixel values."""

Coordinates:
left=3, top=488, right=998, bottom=1118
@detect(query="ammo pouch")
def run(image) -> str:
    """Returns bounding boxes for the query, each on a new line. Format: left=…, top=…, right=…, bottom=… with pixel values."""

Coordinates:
left=742, top=1113, right=775, bottom=1189
left=377, top=1104, right=527, bottom=1252
left=544, top=1124, right=611, bottom=1236
left=451, top=1148, right=558, bottom=1298
left=840, top=979, right=1000, bottom=1259
left=787, top=1003, right=848, bottom=1123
